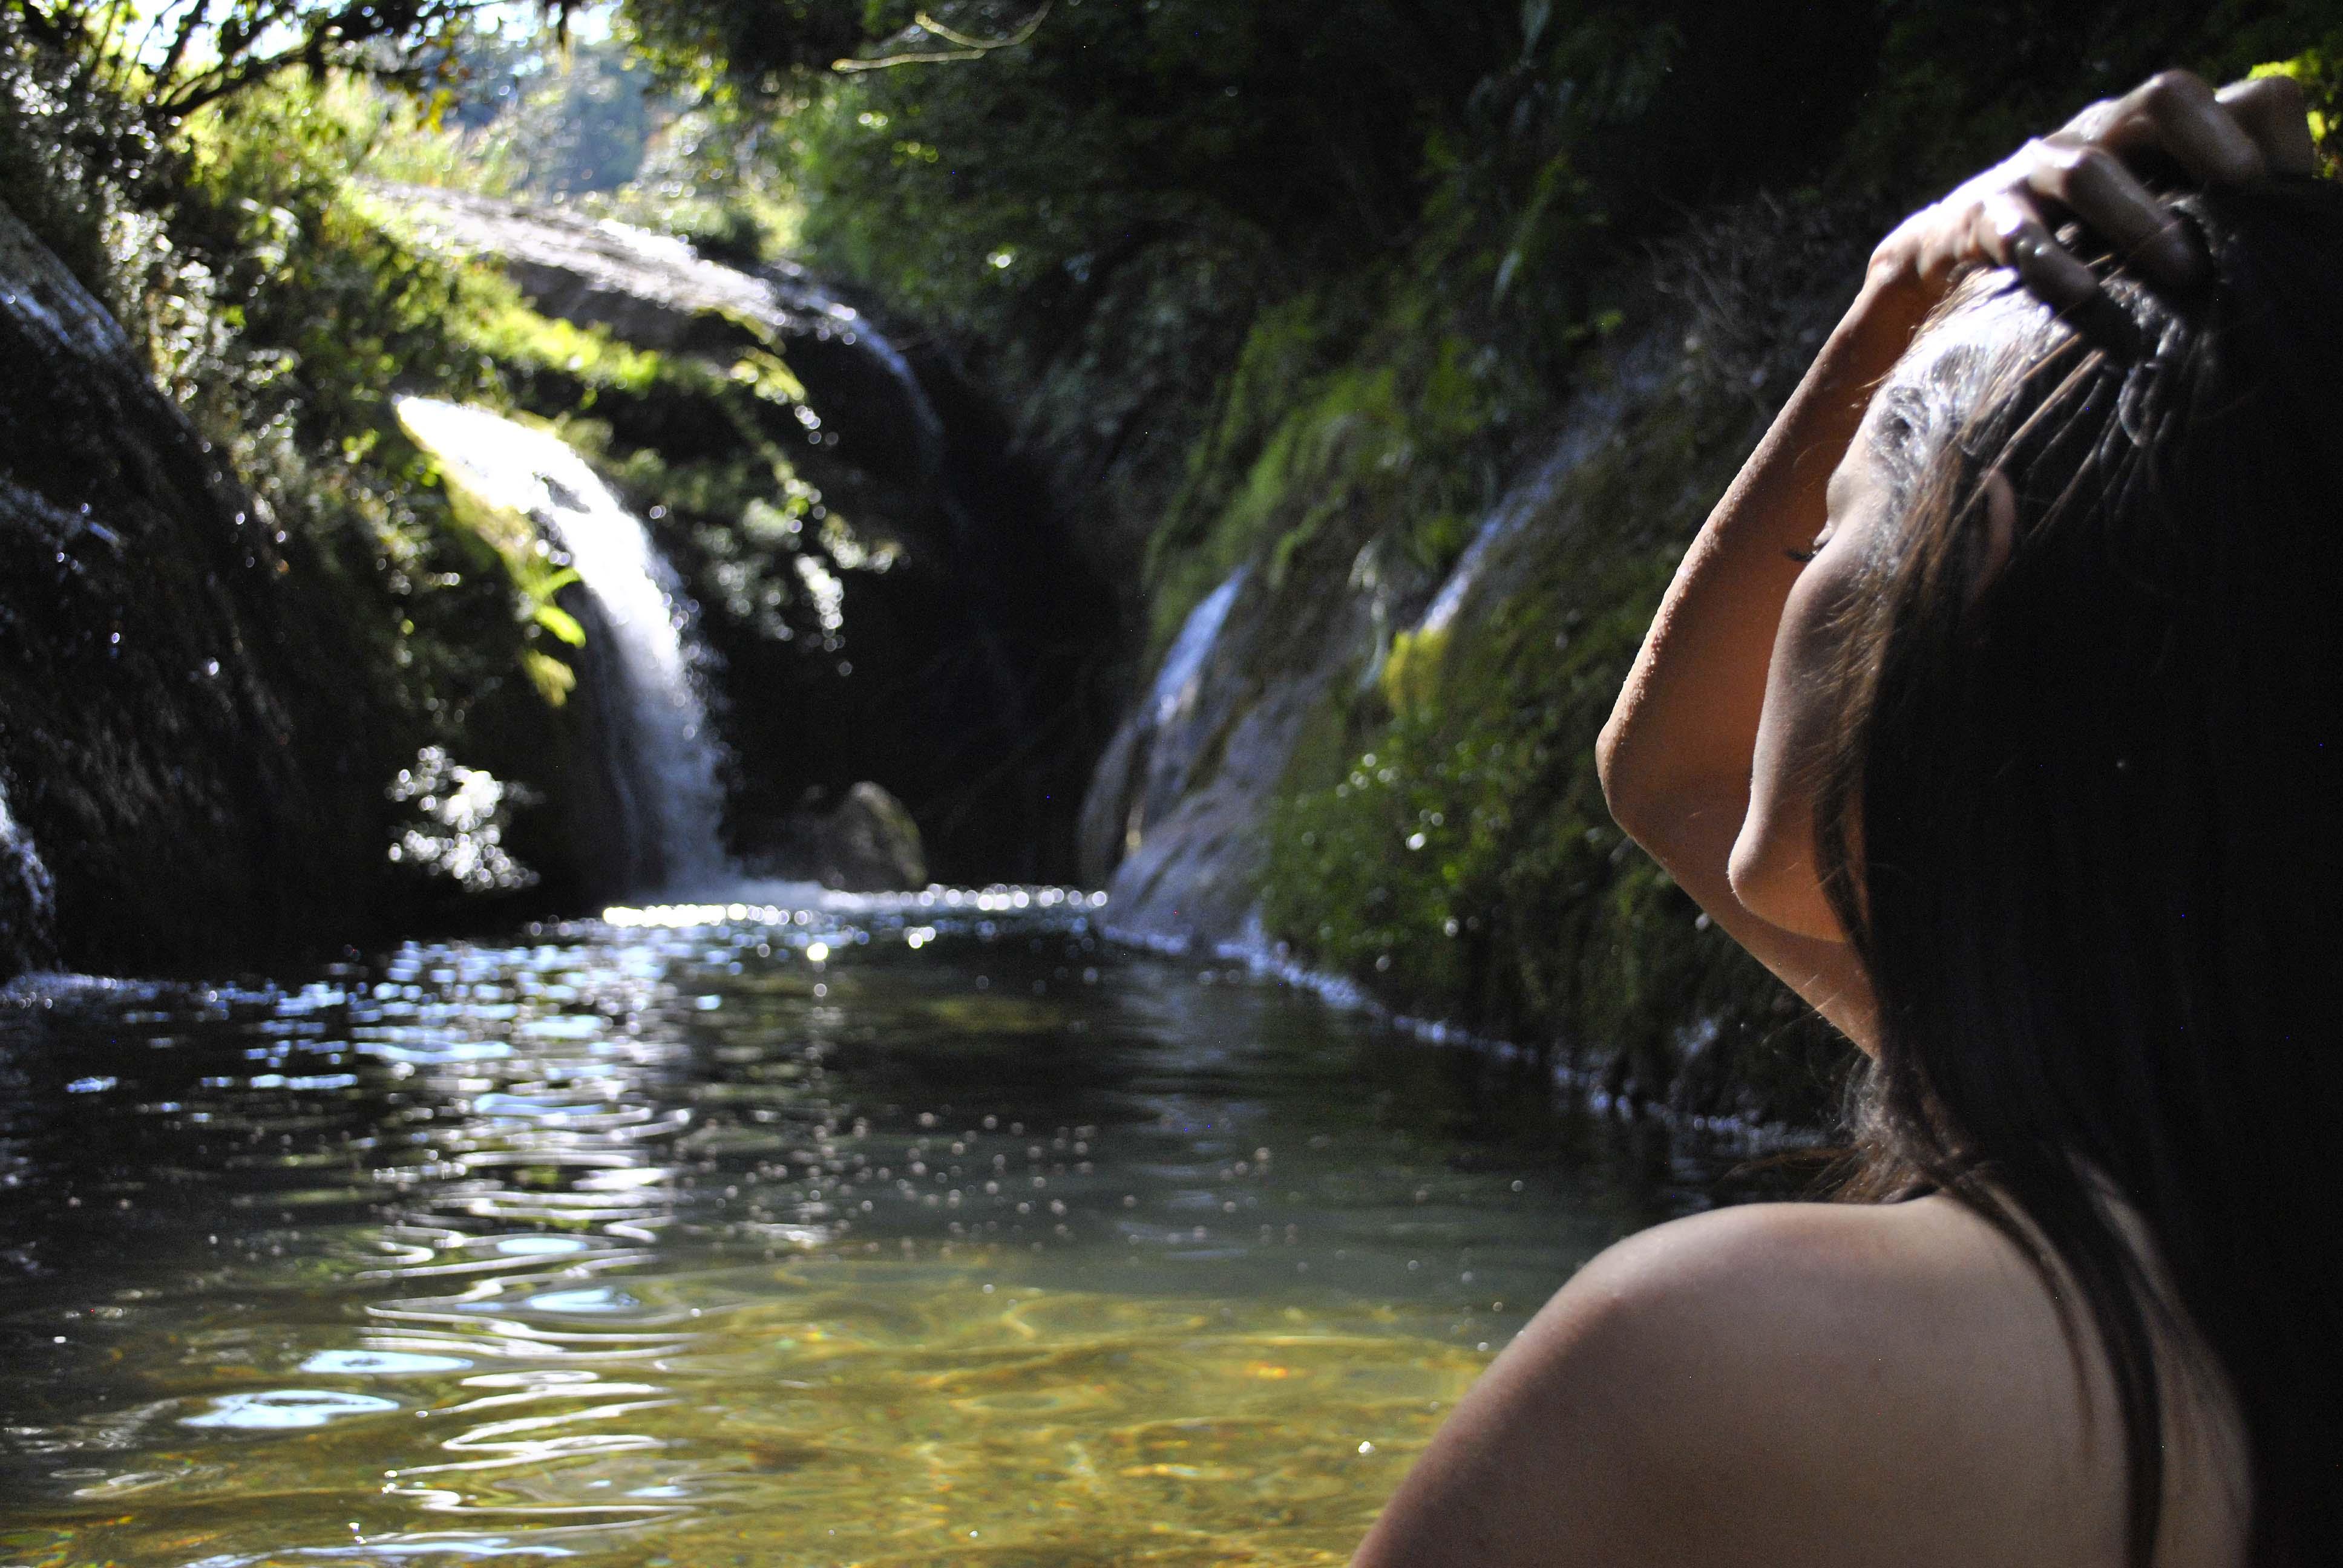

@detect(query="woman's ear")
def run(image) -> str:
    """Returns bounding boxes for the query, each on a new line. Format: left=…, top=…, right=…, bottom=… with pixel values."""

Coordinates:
left=1969, top=469, right=2018, bottom=605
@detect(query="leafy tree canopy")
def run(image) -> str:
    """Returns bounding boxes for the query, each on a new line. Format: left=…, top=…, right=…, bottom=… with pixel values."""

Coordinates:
left=5, top=0, right=519, bottom=124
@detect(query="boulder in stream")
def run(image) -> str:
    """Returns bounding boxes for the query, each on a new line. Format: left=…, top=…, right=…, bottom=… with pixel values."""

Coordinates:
left=741, top=782, right=928, bottom=893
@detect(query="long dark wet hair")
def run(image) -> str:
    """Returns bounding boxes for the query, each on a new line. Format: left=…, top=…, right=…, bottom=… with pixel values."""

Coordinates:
left=1814, top=179, right=2342, bottom=1567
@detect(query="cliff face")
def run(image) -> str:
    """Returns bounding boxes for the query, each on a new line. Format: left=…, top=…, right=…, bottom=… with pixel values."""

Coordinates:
left=1082, top=333, right=1675, bottom=953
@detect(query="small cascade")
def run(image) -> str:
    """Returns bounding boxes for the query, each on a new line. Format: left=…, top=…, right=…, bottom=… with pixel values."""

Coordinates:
left=1416, top=338, right=1673, bottom=640
left=1149, top=567, right=1248, bottom=730
left=395, top=399, right=729, bottom=895
left=0, top=774, right=56, bottom=971
left=1075, top=565, right=1251, bottom=887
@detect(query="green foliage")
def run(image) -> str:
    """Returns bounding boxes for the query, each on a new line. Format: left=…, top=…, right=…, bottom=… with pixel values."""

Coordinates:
left=594, top=431, right=828, bottom=645
left=8, top=0, right=490, bottom=127
left=1838, top=1, right=2343, bottom=196
left=347, top=22, right=801, bottom=261
left=1140, top=247, right=1532, bottom=659
left=143, top=83, right=632, bottom=728
left=621, top=0, right=865, bottom=90
left=0, top=7, right=152, bottom=302
left=740, top=2, right=1552, bottom=427
left=2, top=16, right=652, bottom=748
left=2252, top=42, right=2343, bottom=178
left=450, top=270, right=670, bottom=395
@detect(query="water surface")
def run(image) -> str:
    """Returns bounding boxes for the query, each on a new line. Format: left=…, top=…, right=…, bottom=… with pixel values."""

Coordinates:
left=0, top=893, right=1728, bottom=1566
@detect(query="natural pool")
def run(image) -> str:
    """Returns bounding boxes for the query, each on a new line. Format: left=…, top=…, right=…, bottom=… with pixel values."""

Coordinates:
left=0, top=892, right=1735, bottom=1567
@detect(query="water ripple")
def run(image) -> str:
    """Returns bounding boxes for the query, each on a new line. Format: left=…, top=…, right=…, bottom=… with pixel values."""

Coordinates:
left=0, top=893, right=1731, bottom=1566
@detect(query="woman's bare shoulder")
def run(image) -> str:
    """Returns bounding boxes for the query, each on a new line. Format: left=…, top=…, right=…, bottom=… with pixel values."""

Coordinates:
left=1352, top=1197, right=2129, bottom=1568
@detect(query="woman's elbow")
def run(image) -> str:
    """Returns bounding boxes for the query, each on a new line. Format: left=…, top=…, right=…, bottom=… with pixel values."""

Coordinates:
left=1593, top=708, right=1651, bottom=840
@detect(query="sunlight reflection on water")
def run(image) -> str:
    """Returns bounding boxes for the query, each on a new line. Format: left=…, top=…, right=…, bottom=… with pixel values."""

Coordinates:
left=0, top=893, right=1719, bottom=1566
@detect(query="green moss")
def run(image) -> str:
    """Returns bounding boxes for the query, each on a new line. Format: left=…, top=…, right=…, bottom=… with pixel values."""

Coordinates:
left=1141, top=256, right=1529, bottom=659
left=1256, top=332, right=1855, bottom=1121
left=1378, top=625, right=1447, bottom=720
left=461, top=283, right=670, bottom=398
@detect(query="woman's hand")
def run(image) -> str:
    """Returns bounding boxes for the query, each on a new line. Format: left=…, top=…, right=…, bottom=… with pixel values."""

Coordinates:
left=1867, top=70, right=2318, bottom=312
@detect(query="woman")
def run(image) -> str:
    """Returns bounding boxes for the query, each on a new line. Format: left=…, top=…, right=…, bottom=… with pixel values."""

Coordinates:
left=1354, top=70, right=2333, bottom=1568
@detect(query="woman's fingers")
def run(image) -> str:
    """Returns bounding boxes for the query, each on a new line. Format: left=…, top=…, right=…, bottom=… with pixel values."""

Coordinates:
left=2069, top=68, right=2311, bottom=185
left=2118, top=70, right=2267, bottom=185
left=1978, top=189, right=2099, bottom=310
left=1872, top=66, right=2316, bottom=310
left=2216, top=74, right=2319, bottom=177
left=2023, top=138, right=2203, bottom=288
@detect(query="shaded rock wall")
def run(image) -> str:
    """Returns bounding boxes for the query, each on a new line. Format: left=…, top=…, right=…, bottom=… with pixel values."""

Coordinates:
left=0, top=200, right=612, bottom=981
left=1083, top=325, right=1676, bottom=954
left=1, top=197, right=382, bottom=976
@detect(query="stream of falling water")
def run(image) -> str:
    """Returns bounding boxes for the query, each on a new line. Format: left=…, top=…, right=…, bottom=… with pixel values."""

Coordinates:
left=0, top=895, right=1731, bottom=1567
left=395, top=399, right=730, bottom=894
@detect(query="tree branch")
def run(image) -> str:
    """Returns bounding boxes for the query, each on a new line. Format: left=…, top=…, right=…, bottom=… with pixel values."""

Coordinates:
left=911, top=2, right=1048, bottom=52
left=831, top=1, right=1049, bottom=74
left=832, top=43, right=986, bottom=73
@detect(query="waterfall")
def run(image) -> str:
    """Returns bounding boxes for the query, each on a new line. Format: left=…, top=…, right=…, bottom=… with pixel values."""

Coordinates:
left=0, top=774, right=55, bottom=970
left=1416, top=337, right=1673, bottom=639
left=395, top=399, right=729, bottom=894
left=1150, top=568, right=1248, bottom=730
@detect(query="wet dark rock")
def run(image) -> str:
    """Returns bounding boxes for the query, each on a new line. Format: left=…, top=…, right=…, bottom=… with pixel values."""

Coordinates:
left=1092, top=674, right=1332, bottom=946
left=371, top=184, right=784, bottom=356
left=1, top=197, right=381, bottom=979
left=1082, top=552, right=1417, bottom=952
left=0, top=776, right=53, bottom=975
left=740, top=782, right=927, bottom=892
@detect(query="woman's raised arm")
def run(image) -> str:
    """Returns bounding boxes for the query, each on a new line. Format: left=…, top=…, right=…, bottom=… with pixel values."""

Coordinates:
left=1594, top=272, right=1920, bottom=1047
left=1594, top=68, right=2310, bottom=1050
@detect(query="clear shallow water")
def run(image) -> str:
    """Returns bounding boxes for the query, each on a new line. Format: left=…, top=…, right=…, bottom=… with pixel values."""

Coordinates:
left=0, top=893, right=1729, bottom=1567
